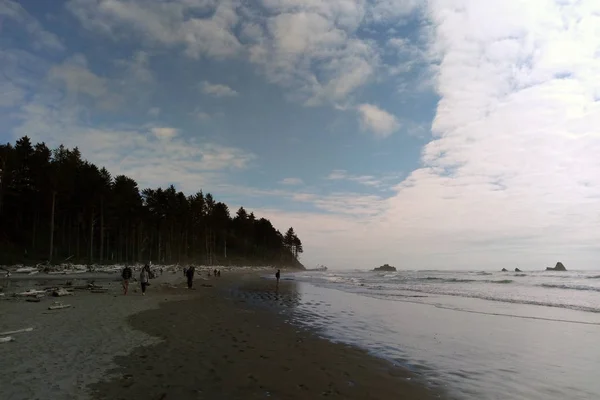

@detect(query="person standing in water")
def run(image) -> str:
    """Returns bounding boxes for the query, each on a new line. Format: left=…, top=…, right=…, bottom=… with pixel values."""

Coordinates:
left=121, top=265, right=132, bottom=295
left=140, top=264, right=150, bottom=295
left=186, top=266, right=195, bottom=289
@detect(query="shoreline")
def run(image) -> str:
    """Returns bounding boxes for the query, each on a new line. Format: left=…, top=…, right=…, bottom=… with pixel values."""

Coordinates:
left=88, top=273, right=441, bottom=399
left=1, top=269, right=441, bottom=399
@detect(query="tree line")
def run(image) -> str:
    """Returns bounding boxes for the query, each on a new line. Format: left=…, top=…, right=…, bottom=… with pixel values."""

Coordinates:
left=0, top=136, right=304, bottom=267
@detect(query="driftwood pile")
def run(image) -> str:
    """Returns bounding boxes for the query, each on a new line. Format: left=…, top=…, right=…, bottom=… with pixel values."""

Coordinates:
left=5, top=281, right=109, bottom=306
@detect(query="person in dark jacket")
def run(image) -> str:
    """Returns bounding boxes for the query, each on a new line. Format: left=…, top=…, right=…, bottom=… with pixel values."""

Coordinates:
left=140, top=264, right=150, bottom=295
left=122, top=265, right=133, bottom=295
left=186, top=266, right=195, bottom=289
left=275, top=269, right=281, bottom=288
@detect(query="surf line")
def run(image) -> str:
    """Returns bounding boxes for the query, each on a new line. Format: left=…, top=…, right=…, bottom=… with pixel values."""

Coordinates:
left=431, top=304, right=600, bottom=326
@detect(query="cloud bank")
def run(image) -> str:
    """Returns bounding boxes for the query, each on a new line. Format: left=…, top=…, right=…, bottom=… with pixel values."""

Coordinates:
left=264, top=0, right=600, bottom=270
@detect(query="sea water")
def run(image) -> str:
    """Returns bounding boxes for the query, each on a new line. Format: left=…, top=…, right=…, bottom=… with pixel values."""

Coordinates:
left=279, top=270, right=600, bottom=400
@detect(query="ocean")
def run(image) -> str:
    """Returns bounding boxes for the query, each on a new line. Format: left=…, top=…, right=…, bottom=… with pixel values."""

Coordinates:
left=271, top=269, right=600, bottom=400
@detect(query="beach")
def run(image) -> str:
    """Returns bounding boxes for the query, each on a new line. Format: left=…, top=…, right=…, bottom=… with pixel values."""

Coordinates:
left=1, top=268, right=440, bottom=400
left=0, top=269, right=193, bottom=400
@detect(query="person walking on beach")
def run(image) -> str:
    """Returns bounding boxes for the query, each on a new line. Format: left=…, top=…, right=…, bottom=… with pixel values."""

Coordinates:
left=275, top=269, right=281, bottom=288
left=140, top=264, right=150, bottom=295
left=121, top=265, right=132, bottom=295
left=186, top=266, right=195, bottom=289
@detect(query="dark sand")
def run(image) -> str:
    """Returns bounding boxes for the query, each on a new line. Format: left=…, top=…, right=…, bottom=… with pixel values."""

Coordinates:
left=89, top=274, right=441, bottom=400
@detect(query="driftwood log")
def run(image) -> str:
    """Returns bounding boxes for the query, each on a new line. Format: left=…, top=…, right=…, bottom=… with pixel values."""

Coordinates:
left=48, top=302, right=71, bottom=310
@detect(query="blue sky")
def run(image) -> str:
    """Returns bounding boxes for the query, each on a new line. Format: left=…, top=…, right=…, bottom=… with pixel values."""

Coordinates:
left=2, top=0, right=600, bottom=270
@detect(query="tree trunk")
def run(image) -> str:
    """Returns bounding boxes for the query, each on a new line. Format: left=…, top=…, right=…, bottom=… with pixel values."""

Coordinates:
left=49, top=191, right=56, bottom=262
left=125, top=225, right=129, bottom=264
left=100, top=198, right=104, bottom=263
left=158, top=231, right=162, bottom=263
left=32, top=206, right=38, bottom=252
left=89, top=208, right=94, bottom=264
left=137, top=222, right=142, bottom=262
left=205, top=230, right=210, bottom=265
left=76, top=220, right=80, bottom=261
left=62, top=215, right=67, bottom=255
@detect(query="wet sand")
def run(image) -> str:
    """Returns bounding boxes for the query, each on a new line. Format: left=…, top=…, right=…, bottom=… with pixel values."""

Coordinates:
left=89, top=274, right=441, bottom=400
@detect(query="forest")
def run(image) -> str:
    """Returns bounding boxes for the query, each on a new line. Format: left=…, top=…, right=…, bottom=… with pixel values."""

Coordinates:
left=0, top=136, right=304, bottom=268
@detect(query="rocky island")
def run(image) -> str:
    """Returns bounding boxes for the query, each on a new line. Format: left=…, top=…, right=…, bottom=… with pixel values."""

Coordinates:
left=374, top=264, right=396, bottom=272
left=546, top=262, right=567, bottom=271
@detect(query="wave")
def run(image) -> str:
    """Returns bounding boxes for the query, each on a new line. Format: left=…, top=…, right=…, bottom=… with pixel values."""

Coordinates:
left=540, top=284, right=600, bottom=292
left=372, top=287, right=600, bottom=314
left=588, top=275, right=600, bottom=279
left=415, top=277, right=513, bottom=284
left=418, top=277, right=477, bottom=283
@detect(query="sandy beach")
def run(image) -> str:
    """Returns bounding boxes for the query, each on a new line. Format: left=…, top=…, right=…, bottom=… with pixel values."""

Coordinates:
left=1, top=268, right=440, bottom=400
left=0, top=269, right=195, bottom=400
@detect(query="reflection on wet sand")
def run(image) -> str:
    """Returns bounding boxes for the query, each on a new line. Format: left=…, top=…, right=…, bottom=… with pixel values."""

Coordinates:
left=229, top=278, right=302, bottom=309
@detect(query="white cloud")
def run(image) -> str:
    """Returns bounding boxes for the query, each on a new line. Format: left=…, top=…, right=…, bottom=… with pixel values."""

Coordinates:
left=200, top=81, right=239, bottom=98
left=356, top=103, right=400, bottom=137
left=148, top=107, right=160, bottom=117
left=0, top=0, right=65, bottom=51
left=248, top=5, right=379, bottom=105
left=46, top=52, right=156, bottom=110
left=64, top=0, right=420, bottom=105
left=368, top=0, right=422, bottom=24
left=326, top=169, right=401, bottom=189
left=280, top=177, right=303, bottom=185
left=326, top=170, right=348, bottom=180
left=0, top=81, right=26, bottom=107
left=48, top=54, right=108, bottom=99
left=151, top=127, right=178, bottom=141
left=8, top=51, right=256, bottom=193
left=13, top=97, right=256, bottom=192
left=218, top=184, right=386, bottom=217
left=66, top=0, right=242, bottom=59
left=114, top=51, right=153, bottom=83
left=247, top=0, right=600, bottom=270
left=191, top=110, right=212, bottom=121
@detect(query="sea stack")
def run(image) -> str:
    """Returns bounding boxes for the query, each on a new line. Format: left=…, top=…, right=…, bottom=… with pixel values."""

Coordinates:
left=515, top=268, right=522, bottom=272
left=374, top=264, right=397, bottom=272
left=546, top=262, right=567, bottom=271
left=501, top=268, right=508, bottom=272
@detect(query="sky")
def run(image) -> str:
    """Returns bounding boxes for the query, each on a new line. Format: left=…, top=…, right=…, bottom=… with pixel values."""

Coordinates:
left=1, top=0, right=600, bottom=271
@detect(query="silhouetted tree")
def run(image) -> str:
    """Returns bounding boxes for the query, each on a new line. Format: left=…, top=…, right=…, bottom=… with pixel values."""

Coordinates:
left=0, top=136, right=303, bottom=267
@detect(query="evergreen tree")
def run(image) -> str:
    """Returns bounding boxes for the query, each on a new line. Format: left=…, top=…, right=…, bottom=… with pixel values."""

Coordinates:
left=0, top=137, right=303, bottom=268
